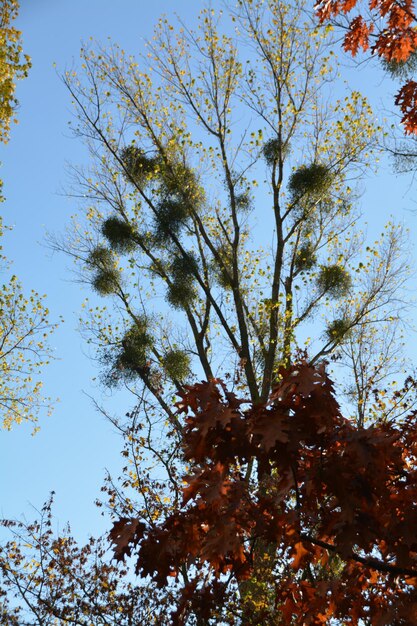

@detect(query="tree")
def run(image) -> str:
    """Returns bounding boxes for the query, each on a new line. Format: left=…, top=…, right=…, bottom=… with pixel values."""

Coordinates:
left=59, top=0, right=409, bottom=424
left=315, top=0, right=417, bottom=133
left=0, top=0, right=56, bottom=429
left=2, top=0, right=414, bottom=622
left=0, top=496, right=173, bottom=625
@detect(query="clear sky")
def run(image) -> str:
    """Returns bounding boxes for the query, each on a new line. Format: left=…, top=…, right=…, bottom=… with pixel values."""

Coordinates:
left=1, top=0, right=416, bottom=542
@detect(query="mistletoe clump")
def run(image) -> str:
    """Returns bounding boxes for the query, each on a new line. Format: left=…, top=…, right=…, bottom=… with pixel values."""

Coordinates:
left=382, top=51, right=417, bottom=80
left=120, top=145, right=159, bottom=185
left=317, top=264, right=352, bottom=298
left=88, top=246, right=120, bottom=296
left=326, top=317, right=351, bottom=342
left=91, top=271, right=119, bottom=296
left=262, top=137, right=287, bottom=166
left=294, top=242, right=317, bottom=272
left=154, top=198, right=191, bottom=243
left=116, top=319, right=153, bottom=377
left=167, top=255, right=199, bottom=309
left=162, top=349, right=191, bottom=381
left=88, top=245, right=113, bottom=267
left=235, top=191, right=252, bottom=212
left=101, top=216, right=137, bottom=253
left=288, top=162, right=333, bottom=199
left=159, top=160, right=200, bottom=202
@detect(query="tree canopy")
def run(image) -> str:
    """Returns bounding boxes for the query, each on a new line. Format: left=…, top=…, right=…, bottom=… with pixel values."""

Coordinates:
left=1, top=0, right=416, bottom=623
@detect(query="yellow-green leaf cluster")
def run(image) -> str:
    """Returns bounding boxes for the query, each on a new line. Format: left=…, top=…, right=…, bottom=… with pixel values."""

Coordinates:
left=0, top=0, right=31, bottom=143
left=0, top=269, right=58, bottom=430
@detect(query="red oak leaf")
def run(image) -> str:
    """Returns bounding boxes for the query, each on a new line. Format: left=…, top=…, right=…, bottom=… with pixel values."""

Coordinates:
left=109, top=517, right=145, bottom=562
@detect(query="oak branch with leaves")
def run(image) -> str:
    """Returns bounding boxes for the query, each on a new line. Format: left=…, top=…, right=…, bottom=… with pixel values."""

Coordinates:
left=315, top=0, right=417, bottom=133
left=111, top=361, right=417, bottom=625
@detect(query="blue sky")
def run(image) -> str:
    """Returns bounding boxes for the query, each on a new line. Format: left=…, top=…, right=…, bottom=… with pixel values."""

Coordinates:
left=1, top=0, right=416, bottom=542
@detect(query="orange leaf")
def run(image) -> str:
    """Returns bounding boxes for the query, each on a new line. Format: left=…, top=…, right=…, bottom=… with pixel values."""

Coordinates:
left=344, top=16, right=373, bottom=55
left=291, top=541, right=310, bottom=569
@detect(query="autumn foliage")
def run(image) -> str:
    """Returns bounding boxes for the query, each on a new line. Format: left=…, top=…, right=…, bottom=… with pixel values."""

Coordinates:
left=315, top=0, right=417, bottom=132
left=111, top=362, right=417, bottom=624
